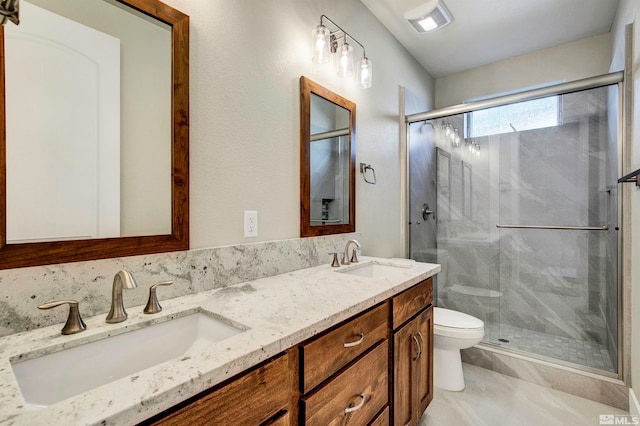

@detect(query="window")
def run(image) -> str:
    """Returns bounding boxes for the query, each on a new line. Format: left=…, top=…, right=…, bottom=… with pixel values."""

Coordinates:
left=467, top=96, right=560, bottom=138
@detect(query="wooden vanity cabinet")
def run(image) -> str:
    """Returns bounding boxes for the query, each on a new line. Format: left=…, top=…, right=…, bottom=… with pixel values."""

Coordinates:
left=144, top=351, right=296, bottom=426
left=299, top=302, right=390, bottom=425
left=141, top=278, right=435, bottom=426
left=391, top=278, right=434, bottom=426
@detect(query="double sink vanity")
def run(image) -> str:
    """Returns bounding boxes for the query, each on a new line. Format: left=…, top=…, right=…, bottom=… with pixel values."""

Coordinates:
left=0, top=0, right=438, bottom=423
left=0, top=257, right=439, bottom=425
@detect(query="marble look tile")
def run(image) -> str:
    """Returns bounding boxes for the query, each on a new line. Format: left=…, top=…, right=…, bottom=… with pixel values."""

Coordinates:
left=419, top=363, right=628, bottom=426
left=461, top=345, right=628, bottom=411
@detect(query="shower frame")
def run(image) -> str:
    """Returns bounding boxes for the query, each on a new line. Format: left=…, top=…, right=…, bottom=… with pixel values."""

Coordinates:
left=404, top=71, right=626, bottom=380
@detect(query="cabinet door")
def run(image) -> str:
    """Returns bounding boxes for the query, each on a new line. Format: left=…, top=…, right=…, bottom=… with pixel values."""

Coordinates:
left=393, top=320, right=418, bottom=426
left=415, top=306, right=434, bottom=419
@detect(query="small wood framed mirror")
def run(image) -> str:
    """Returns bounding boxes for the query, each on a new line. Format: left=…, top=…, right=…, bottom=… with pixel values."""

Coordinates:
left=300, top=77, right=355, bottom=237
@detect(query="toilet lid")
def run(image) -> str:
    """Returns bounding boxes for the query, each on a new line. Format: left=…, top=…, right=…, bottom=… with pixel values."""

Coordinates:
left=434, top=307, right=484, bottom=329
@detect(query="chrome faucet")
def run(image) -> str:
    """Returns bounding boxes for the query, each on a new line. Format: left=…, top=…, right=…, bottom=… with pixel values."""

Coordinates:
left=106, top=270, right=138, bottom=323
left=341, top=239, right=361, bottom=265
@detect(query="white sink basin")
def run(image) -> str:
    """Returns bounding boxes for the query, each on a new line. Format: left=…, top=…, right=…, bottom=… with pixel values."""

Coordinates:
left=336, top=261, right=412, bottom=278
left=11, top=312, right=245, bottom=409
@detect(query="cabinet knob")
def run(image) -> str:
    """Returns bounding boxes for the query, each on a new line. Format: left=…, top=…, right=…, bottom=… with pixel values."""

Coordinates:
left=344, top=393, right=366, bottom=414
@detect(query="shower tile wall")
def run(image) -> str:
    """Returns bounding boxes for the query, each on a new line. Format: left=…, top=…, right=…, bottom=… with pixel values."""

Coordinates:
left=421, top=86, right=619, bottom=372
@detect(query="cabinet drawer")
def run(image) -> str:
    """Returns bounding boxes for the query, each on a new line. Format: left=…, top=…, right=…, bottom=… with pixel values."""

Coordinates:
left=261, top=410, right=289, bottom=426
left=392, top=278, right=432, bottom=330
left=302, top=340, right=389, bottom=425
left=369, top=406, right=389, bottom=426
left=148, top=353, right=290, bottom=425
left=302, top=302, right=389, bottom=393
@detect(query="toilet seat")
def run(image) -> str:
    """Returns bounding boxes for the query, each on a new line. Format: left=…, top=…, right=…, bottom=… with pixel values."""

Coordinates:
left=434, top=307, right=484, bottom=338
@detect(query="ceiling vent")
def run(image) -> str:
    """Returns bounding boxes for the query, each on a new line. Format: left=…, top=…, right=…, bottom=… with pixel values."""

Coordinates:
left=404, top=0, right=454, bottom=33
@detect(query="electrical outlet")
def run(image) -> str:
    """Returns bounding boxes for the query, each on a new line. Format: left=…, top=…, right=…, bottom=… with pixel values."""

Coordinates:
left=244, top=211, right=258, bottom=237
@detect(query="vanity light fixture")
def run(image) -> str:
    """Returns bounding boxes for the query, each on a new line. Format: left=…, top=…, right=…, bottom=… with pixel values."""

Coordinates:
left=441, top=120, right=461, bottom=147
left=466, top=139, right=480, bottom=159
left=0, top=0, right=19, bottom=25
left=404, top=0, right=454, bottom=33
left=311, top=15, right=372, bottom=89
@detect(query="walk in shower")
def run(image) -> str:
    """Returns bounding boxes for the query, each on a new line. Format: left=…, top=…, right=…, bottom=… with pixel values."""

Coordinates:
left=406, top=74, right=622, bottom=376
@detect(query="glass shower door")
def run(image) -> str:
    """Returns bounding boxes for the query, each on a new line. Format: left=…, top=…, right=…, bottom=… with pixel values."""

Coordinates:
left=409, top=82, right=620, bottom=375
left=493, top=86, right=619, bottom=373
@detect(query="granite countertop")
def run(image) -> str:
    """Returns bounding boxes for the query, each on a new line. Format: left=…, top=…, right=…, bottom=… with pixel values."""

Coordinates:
left=0, top=257, right=440, bottom=425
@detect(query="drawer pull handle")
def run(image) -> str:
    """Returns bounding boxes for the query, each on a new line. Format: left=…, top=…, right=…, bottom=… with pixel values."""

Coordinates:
left=344, top=393, right=366, bottom=414
left=412, top=335, right=422, bottom=361
left=417, top=331, right=425, bottom=359
left=344, top=333, right=365, bottom=348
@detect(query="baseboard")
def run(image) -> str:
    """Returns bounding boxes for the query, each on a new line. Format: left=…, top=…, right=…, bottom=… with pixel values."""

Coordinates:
left=630, top=388, right=640, bottom=416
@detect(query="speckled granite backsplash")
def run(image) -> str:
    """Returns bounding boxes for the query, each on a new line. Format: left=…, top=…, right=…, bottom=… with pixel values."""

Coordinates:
left=0, top=233, right=359, bottom=337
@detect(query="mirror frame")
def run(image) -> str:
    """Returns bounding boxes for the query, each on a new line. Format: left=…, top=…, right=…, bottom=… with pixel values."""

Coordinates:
left=0, top=0, right=189, bottom=269
left=299, top=76, right=355, bottom=237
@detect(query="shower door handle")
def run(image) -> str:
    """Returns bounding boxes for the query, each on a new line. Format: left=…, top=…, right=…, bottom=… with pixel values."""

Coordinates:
left=421, top=203, right=434, bottom=221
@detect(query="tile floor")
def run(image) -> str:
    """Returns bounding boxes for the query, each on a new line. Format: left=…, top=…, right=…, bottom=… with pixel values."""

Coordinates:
left=419, top=364, right=628, bottom=426
left=484, top=322, right=615, bottom=372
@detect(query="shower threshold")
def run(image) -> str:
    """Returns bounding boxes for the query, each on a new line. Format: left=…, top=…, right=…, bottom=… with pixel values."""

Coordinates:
left=482, top=323, right=616, bottom=375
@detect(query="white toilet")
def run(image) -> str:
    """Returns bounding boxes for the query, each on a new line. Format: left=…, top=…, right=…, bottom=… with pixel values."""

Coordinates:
left=433, top=307, right=484, bottom=391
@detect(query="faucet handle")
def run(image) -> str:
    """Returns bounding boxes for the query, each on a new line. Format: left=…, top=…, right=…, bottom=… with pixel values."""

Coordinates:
left=329, top=253, right=341, bottom=267
left=350, top=248, right=359, bottom=263
left=38, top=300, right=87, bottom=335
left=144, top=281, right=174, bottom=314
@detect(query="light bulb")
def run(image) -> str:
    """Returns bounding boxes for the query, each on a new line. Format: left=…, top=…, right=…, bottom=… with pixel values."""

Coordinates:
left=336, top=41, right=354, bottom=78
left=312, top=24, right=331, bottom=64
left=453, top=129, right=461, bottom=147
left=358, top=56, right=372, bottom=88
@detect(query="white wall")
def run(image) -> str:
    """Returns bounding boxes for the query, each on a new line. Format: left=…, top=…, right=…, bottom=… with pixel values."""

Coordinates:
left=157, top=0, right=434, bottom=258
left=435, top=33, right=612, bottom=108
left=611, top=0, right=640, bottom=412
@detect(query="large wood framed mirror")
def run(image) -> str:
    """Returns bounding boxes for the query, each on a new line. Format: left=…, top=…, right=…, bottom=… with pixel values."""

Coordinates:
left=0, top=0, right=189, bottom=269
left=300, top=77, right=355, bottom=237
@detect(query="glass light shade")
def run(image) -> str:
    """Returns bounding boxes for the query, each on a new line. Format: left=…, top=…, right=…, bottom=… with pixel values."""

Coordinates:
left=336, top=42, right=354, bottom=78
left=453, top=129, right=461, bottom=146
left=358, top=57, right=372, bottom=88
left=443, top=123, right=452, bottom=138
left=312, top=24, right=331, bottom=64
